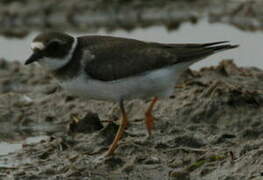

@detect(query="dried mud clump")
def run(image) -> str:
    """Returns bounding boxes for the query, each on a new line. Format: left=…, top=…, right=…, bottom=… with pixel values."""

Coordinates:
left=0, top=59, right=263, bottom=180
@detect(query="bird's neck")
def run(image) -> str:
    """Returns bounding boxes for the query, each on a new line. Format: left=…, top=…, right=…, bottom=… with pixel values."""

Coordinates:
left=52, top=37, right=82, bottom=81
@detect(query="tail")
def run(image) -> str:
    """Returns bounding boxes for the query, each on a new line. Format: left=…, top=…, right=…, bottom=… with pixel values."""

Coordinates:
left=166, top=41, right=239, bottom=63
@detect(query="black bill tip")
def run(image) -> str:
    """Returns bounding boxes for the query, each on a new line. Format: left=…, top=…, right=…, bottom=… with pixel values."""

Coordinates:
left=24, top=52, right=42, bottom=65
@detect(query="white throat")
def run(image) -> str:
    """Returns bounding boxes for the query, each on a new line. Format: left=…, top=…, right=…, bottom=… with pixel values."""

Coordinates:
left=36, top=37, right=78, bottom=71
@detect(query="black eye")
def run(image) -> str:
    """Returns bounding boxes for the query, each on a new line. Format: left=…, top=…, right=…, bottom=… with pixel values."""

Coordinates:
left=47, top=41, right=61, bottom=50
left=44, top=40, right=65, bottom=57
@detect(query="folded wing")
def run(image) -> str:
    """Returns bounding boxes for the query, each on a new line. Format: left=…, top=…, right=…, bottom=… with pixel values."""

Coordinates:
left=80, top=36, right=238, bottom=81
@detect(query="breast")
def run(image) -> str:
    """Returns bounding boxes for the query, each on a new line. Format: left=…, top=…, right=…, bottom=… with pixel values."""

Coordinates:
left=59, top=75, right=124, bottom=102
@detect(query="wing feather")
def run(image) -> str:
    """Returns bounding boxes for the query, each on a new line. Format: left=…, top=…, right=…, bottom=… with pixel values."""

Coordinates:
left=78, top=36, right=237, bottom=81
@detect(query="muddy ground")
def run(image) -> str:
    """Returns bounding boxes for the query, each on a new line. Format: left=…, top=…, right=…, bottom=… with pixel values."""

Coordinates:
left=0, top=0, right=263, bottom=38
left=0, top=59, right=262, bottom=179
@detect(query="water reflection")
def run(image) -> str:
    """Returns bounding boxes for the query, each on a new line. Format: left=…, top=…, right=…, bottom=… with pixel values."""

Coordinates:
left=0, top=136, right=48, bottom=156
left=0, top=123, right=61, bottom=156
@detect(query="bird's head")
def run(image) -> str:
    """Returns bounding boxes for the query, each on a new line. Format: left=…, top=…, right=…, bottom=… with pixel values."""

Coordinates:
left=25, top=32, right=77, bottom=71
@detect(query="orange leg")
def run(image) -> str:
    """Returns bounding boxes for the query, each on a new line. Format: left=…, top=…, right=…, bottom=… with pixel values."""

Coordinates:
left=106, top=100, right=128, bottom=156
left=144, top=97, right=158, bottom=136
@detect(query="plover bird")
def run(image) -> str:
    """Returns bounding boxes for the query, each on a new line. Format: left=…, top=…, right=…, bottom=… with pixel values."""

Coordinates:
left=25, top=32, right=238, bottom=155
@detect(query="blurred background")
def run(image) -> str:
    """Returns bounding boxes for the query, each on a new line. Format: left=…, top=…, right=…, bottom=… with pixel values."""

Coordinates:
left=0, top=0, right=262, bottom=69
left=0, top=0, right=263, bottom=166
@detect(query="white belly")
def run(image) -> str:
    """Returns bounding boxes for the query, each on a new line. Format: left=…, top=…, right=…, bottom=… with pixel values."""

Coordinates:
left=59, top=63, right=189, bottom=102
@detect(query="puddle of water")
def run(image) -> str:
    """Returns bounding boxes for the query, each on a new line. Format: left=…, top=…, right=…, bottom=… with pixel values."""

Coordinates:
left=0, top=142, right=21, bottom=156
left=0, top=123, right=61, bottom=157
left=0, top=136, right=48, bottom=156
left=0, top=135, right=48, bottom=167
left=0, top=20, right=262, bottom=69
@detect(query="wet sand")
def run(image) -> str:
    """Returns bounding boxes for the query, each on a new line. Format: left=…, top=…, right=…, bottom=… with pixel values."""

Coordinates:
left=0, top=59, right=262, bottom=179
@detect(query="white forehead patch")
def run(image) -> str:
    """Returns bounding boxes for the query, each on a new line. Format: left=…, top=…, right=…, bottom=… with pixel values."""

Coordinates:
left=31, top=42, right=45, bottom=50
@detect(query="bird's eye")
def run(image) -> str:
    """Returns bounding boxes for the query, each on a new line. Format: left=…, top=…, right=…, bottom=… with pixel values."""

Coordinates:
left=47, top=41, right=61, bottom=50
left=33, top=48, right=42, bottom=52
